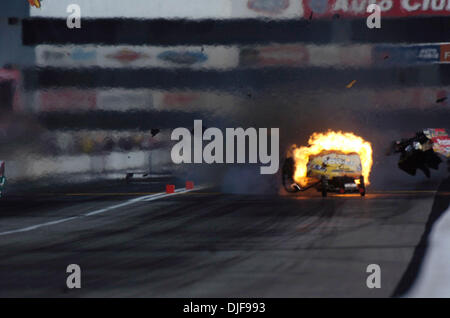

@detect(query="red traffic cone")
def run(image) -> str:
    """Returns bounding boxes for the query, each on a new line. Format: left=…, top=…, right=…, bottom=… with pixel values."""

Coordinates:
left=166, top=185, right=175, bottom=194
left=186, top=181, right=194, bottom=190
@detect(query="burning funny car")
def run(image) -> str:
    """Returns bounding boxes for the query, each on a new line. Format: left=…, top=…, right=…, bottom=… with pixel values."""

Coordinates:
left=282, top=131, right=373, bottom=197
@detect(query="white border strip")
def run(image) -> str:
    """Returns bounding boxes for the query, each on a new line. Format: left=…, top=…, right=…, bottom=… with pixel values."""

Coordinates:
left=407, top=206, right=450, bottom=297
left=0, top=187, right=203, bottom=236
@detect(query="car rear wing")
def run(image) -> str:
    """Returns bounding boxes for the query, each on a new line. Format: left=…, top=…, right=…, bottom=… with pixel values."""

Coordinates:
left=424, top=129, right=450, bottom=158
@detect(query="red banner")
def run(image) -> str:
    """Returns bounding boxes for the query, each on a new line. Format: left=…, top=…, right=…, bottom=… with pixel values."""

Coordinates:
left=39, top=89, right=97, bottom=112
left=303, top=0, right=450, bottom=18
left=240, top=44, right=309, bottom=67
left=441, top=44, right=450, bottom=63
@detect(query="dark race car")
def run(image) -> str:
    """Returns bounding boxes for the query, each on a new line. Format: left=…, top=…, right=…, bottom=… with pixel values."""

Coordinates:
left=387, top=128, right=450, bottom=177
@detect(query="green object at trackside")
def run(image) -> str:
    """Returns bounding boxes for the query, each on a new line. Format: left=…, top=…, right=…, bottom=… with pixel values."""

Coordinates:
left=0, top=176, right=6, bottom=197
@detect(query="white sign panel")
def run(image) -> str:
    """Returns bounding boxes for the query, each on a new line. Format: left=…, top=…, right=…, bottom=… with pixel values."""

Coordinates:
left=35, top=45, right=239, bottom=69
left=31, top=0, right=303, bottom=19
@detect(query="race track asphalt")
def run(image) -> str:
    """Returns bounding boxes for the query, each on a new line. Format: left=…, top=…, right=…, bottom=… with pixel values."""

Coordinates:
left=0, top=177, right=449, bottom=297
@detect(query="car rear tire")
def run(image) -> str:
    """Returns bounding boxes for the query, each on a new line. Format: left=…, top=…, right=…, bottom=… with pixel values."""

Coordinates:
left=282, top=158, right=299, bottom=193
left=359, top=176, right=366, bottom=197
left=321, top=176, right=328, bottom=197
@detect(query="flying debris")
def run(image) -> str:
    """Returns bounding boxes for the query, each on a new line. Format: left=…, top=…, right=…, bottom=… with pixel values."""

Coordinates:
left=346, top=80, right=357, bottom=88
left=28, top=0, right=41, bottom=8
left=151, top=129, right=160, bottom=137
left=387, top=129, right=450, bottom=177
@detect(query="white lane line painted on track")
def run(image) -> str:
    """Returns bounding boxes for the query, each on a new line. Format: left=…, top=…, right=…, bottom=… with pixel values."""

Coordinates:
left=0, top=187, right=204, bottom=237
left=407, top=206, right=450, bottom=297
left=0, top=217, right=79, bottom=236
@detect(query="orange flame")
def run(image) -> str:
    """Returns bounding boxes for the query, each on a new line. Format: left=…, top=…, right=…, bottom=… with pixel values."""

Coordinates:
left=293, top=131, right=373, bottom=186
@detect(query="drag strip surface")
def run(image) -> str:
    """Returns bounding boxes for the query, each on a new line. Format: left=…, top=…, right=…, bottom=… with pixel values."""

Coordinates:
left=0, top=181, right=445, bottom=297
left=0, top=187, right=202, bottom=237
left=394, top=177, right=450, bottom=297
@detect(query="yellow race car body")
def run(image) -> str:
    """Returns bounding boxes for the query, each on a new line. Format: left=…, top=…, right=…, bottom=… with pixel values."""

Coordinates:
left=307, top=152, right=362, bottom=180
left=282, top=151, right=366, bottom=196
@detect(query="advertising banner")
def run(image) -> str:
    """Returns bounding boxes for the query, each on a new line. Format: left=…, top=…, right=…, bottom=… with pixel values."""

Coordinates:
left=303, top=0, right=450, bottom=18
left=372, top=44, right=441, bottom=65
left=239, top=44, right=309, bottom=67
left=35, top=45, right=239, bottom=69
left=33, top=88, right=239, bottom=113
left=309, top=44, right=372, bottom=67
left=35, top=89, right=97, bottom=112
left=152, top=90, right=238, bottom=113
left=31, top=0, right=304, bottom=19
left=96, top=89, right=153, bottom=112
